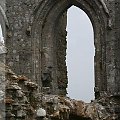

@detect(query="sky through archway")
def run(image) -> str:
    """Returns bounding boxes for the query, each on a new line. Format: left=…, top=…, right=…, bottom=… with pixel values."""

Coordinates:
left=66, top=6, right=95, bottom=102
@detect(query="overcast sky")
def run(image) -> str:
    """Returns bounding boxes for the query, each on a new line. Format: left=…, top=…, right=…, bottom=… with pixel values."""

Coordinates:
left=0, top=6, right=95, bottom=103
left=0, top=24, right=4, bottom=43
left=0, top=24, right=2, bottom=39
left=66, top=6, right=95, bottom=102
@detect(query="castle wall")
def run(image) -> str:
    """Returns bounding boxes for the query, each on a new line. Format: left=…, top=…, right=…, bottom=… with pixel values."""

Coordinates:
left=4, top=0, right=120, bottom=101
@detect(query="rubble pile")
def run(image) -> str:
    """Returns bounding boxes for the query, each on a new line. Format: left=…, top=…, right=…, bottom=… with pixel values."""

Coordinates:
left=0, top=63, right=118, bottom=120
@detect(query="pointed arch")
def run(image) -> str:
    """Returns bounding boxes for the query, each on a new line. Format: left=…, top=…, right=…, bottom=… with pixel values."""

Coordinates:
left=32, top=0, right=109, bottom=96
left=66, top=6, right=95, bottom=102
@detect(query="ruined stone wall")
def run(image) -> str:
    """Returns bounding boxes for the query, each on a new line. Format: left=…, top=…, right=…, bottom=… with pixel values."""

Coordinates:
left=5, top=0, right=68, bottom=95
left=5, top=0, right=40, bottom=83
left=4, top=0, right=120, bottom=97
left=114, top=0, right=120, bottom=95
left=55, top=12, right=68, bottom=95
left=1, top=65, right=117, bottom=120
left=3, top=0, right=120, bottom=119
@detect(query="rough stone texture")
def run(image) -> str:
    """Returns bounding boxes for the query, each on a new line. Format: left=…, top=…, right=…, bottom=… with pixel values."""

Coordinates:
left=55, top=12, right=68, bottom=95
left=5, top=0, right=108, bottom=95
left=0, top=65, right=117, bottom=120
left=0, top=0, right=120, bottom=119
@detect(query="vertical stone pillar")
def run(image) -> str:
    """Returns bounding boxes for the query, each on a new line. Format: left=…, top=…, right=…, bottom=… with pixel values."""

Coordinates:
left=105, top=0, right=120, bottom=96
left=113, top=0, right=120, bottom=118
left=106, top=0, right=120, bottom=118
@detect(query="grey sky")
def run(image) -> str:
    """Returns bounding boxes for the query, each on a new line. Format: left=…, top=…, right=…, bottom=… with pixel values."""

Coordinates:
left=0, top=24, right=6, bottom=54
left=0, top=24, right=3, bottom=42
left=66, top=6, right=95, bottom=102
left=0, top=25, right=2, bottom=36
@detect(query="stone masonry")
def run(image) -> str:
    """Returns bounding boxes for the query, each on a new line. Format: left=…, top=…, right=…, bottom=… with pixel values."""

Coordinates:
left=0, top=0, right=120, bottom=119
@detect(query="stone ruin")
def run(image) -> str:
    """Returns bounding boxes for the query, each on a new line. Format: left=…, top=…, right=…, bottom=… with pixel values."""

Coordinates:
left=0, top=0, right=120, bottom=120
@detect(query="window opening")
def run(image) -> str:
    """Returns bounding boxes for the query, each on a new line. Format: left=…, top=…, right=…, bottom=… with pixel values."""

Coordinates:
left=0, top=24, right=5, bottom=55
left=66, top=6, right=95, bottom=102
left=0, top=24, right=4, bottom=43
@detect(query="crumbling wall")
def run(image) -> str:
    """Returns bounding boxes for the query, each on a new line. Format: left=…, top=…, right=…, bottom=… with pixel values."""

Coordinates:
left=0, top=64, right=117, bottom=120
left=5, top=0, right=114, bottom=96
left=2, top=0, right=120, bottom=119
left=5, top=0, right=40, bottom=83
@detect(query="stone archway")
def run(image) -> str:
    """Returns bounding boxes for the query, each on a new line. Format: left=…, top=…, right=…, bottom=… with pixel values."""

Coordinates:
left=32, top=0, right=109, bottom=96
left=4, top=0, right=120, bottom=119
